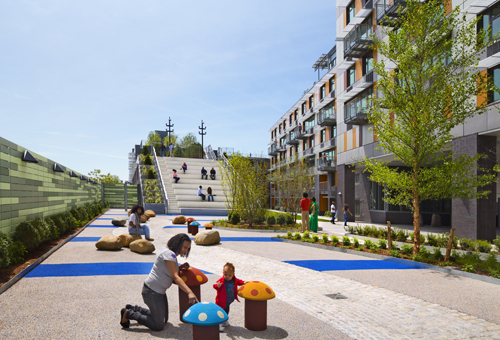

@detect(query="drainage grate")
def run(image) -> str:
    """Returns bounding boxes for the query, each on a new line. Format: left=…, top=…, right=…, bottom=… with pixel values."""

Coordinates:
left=325, top=293, right=347, bottom=300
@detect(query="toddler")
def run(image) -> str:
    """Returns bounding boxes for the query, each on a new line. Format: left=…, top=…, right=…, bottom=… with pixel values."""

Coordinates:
left=213, top=262, right=247, bottom=331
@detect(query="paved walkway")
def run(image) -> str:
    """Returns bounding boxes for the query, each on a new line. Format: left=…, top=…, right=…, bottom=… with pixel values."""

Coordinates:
left=1, top=209, right=500, bottom=339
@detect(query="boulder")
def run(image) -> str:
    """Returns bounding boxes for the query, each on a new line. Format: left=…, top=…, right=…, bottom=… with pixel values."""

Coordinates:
left=118, top=233, right=142, bottom=247
left=112, top=218, right=127, bottom=227
left=193, top=230, right=221, bottom=246
left=95, top=235, right=123, bottom=250
left=130, top=239, right=155, bottom=254
left=431, top=214, right=441, bottom=228
left=145, top=210, right=156, bottom=218
left=140, top=214, right=150, bottom=223
left=172, top=215, right=186, bottom=224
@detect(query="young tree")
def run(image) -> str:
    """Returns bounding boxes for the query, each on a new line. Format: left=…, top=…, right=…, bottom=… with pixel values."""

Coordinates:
left=364, top=0, right=499, bottom=253
left=179, top=133, right=198, bottom=148
left=88, top=169, right=121, bottom=183
left=163, top=133, right=178, bottom=148
left=268, top=157, right=314, bottom=221
left=219, top=154, right=268, bottom=227
left=145, top=131, right=161, bottom=154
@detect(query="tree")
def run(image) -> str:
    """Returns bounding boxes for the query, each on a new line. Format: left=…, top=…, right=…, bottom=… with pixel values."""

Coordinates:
left=179, top=133, right=198, bottom=148
left=173, top=145, right=183, bottom=157
left=183, top=143, right=203, bottom=158
left=363, top=0, right=499, bottom=253
left=219, top=154, right=268, bottom=227
left=163, top=133, right=178, bottom=148
left=88, top=169, right=121, bottom=183
left=145, top=131, right=161, bottom=155
left=268, top=157, right=315, bottom=221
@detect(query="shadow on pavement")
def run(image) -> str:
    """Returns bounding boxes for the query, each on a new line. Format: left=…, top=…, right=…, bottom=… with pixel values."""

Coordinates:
left=224, top=325, right=288, bottom=339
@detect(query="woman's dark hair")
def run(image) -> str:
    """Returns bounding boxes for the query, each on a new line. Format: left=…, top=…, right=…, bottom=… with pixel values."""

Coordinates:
left=344, top=204, right=349, bottom=210
left=130, top=204, right=144, bottom=215
left=311, top=197, right=316, bottom=202
left=167, top=233, right=192, bottom=258
left=303, top=192, right=308, bottom=198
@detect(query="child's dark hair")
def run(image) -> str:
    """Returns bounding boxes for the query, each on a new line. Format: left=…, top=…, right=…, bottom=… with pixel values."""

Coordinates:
left=303, top=192, right=308, bottom=198
left=167, top=233, right=191, bottom=258
left=130, top=204, right=144, bottom=215
left=224, top=262, right=235, bottom=273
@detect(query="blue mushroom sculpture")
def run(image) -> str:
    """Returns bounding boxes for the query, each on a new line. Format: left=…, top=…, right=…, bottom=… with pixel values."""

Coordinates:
left=190, top=221, right=201, bottom=236
left=183, top=302, right=228, bottom=340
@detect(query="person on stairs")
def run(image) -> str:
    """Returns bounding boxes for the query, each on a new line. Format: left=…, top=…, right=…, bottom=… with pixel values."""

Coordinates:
left=207, top=187, right=214, bottom=201
left=160, top=142, right=166, bottom=157
left=201, top=167, right=208, bottom=180
left=181, top=162, right=187, bottom=173
left=210, top=167, right=216, bottom=180
left=197, top=186, right=206, bottom=201
left=172, top=169, right=179, bottom=183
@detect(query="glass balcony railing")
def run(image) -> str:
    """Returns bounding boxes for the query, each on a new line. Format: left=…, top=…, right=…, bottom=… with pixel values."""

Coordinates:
left=268, top=144, right=278, bottom=156
left=317, top=158, right=336, bottom=171
left=317, top=107, right=337, bottom=126
left=344, top=96, right=372, bottom=125
left=375, top=0, right=407, bottom=26
left=344, top=24, right=374, bottom=58
left=285, top=130, right=300, bottom=145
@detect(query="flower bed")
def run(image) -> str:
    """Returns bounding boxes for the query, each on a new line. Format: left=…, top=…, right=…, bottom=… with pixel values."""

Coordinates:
left=213, top=220, right=302, bottom=231
left=344, top=224, right=500, bottom=254
left=276, top=232, right=500, bottom=279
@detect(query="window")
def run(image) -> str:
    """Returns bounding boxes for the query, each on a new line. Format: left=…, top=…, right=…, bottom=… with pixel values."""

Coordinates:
left=329, top=77, right=335, bottom=91
left=370, top=181, right=384, bottom=211
left=290, top=148, right=293, bottom=157
left=305, top=116, right=315, bottom=130
left=319, top=149, right=334, bottom=160
left=346, top=1, right=355, bottom=25
left=363, top=52, right=374, bottom=75
left=283, top=120, right=286, bottom=130
left=279, top=126, right=282, bottom=134
left=310, top=135, right=315, bottom=147
left=355, top=200, right=360, bottom=216
left=289, top=114, right=293, bottom=124
left=303, top=139, right=308, bottom=150
left=320, top=129, right=326, bottom=143
left=309, top=96, right=314, bottom=109
left=347, top=65, right=356, bottom=87
left=355, top=173, right=360, bottom=184
left=320, top=85, right=326, bottom=100
left=294, top=110, right=298, bottom=121
left=329, top=58, right=337, bottom=69
left=332, top=125, right=337, bottom=138
left=478, top=3, right=500, bottom=45
left=295, top=145, right=299, bottom=154
left=488, top=66, right=500, bottom=103
left=301, top=102, right=307, bottom=115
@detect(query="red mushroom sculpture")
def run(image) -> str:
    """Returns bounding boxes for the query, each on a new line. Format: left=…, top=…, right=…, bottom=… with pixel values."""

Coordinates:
left=177, top=267, right=208, bottom=322
left=186, top=217, right=196, bottom=234
left=237, top=281, right=275, bottom=331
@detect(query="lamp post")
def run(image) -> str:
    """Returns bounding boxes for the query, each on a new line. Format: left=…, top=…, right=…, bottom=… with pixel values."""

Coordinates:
left=198, top=120, right=206, bottom=159
left=166, top=117, right=174, bottom=148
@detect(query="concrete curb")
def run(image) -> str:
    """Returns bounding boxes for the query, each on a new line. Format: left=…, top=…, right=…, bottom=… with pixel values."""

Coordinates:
left=272, top=237, right=500, bottom=286
left=0, top=209, right=109, bottom=296
left=213, top=226, right=300, bottom=233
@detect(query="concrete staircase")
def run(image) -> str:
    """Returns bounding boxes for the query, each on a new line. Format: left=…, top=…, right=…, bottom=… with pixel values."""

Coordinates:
left=157, top=157, right=228, bottom=216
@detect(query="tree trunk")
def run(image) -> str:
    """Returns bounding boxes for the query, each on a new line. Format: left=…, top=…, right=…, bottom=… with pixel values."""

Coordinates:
left=413, top=197, right=421, bottom=254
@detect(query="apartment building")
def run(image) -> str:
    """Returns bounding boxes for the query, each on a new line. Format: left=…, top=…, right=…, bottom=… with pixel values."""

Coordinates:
left=269, top=0, right=500, bottom=240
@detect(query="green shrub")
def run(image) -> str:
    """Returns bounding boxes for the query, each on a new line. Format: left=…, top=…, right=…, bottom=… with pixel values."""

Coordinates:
left=452, top=236, right=459, bottom=249
left=104, top=201, right=110, bottom=208
left=450, top=249, right=461, bottom=262
left=436, top=234, right=448, bottom=248
left=65, top=214, right=79, bottom=230
left=389, top=249, right=400, bottom=258
left=52, top=215, right=67, bottom=234
left=342, top=236, right=351, bottom=246
left=31, top=218, right=51, bottom=243
left=401, top=243, right=413, bottom=255
left=285, top=214, right=295, bottom=225
left=378, top=239, right=387, bottom=249
left=312, top=234, right=320, bottom=242
left=356, top=246, right=364, bottom=251
left=380, top=227, right=388, bottom=238
left=476, top=240, right=492, bottom=253
left=77, top=207, right=89, bottom=224
left=427, top=234, right=438, bottom=247
left=324, top=211, right=331, bottom=217
left=155, top=198, right=162, bottom=204
left=460, top=238, right=475, bottom=251
left=372, top=228, right=381, bottom=238
left=147, top=167, right=155, bottom=179
left=144, top=155, right=152, bottom=165
left=369, top=244, right=380, bottom=253
left=45, top=218, right=60, bottom=241
left=0, top=233, right=12, bottom=268
left=230, top=212, right=240, bottom=225
left=493, top=236, right=500, bottom=253
left=390, top=229, right=397, bottom=240
left=14, top=221, right=41, bottom=251
left=364, top=239, right=374, bottom=249
left=353, top=237, right=360, bottom=248
left=142, top=145, right=149, bottom=155
left=322, top=233, right=329, bottom=243
left=396, top=229, right=408, bottom=242
left=10, top=239, right=27, bottom=265
left=276, top=214, right=285, bottom=226
left=287, top=231, right=293, bottom=238
left=294, top=232, right=301, bottom=240
left=331, top=235, right=340, bottom=246
left=462, top=264, right=477, bottom=273
left=344, top=225, right=355, bottom=234
left=302, top=231, right=311, bottom=240
left=266, top=215, right=276, bottom=226
left=432, top=247, right=443, bottom=261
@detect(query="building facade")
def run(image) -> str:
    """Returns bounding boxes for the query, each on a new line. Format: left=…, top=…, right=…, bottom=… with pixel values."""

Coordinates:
left=268, top=0, right=500, bottom=240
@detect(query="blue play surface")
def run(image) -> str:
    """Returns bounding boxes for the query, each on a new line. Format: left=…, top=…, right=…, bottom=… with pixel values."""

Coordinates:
left=26, top=262, right=212, bottom=278
left=284, top=260, right=422, bottom=271
left=71, top=237, right=101, bottom=242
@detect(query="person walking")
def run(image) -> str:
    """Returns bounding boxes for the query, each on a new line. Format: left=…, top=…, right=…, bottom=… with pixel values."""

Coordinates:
left=207, top=187, right=214, bottom=202
left=160, top=143, right=166, bottom=157
left=300, top=193, right=310, bottom=232
left=169, top=143, right=173, bottom=157
left=343, top=204, right=353, bottom=227
left=172, top=169, right=179, bottom=183
left=127, top=204, right=154, bottom=241
left=197, top=186, right=206, bottom=201
left=120, top=233, right=198, bottom=331
left=330, top=201, right=336, bottom=224
left=210, top=167, right=216, bottom=180
left=309, top=197, right=319, bottom=233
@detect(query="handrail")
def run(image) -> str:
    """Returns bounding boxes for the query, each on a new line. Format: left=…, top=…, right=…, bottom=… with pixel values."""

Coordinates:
left=137, top=162, right=146, bottom=208
left=205, top=145, right=216, bottom=160
left=152, top=145, right=169, bottom=214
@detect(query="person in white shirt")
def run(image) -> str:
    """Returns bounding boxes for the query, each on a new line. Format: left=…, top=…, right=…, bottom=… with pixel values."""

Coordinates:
left=330, top=202, right=336, bottom=224
left=128, top=204, right=154, bottom=241
left=197, top=185, right=206, bottom=201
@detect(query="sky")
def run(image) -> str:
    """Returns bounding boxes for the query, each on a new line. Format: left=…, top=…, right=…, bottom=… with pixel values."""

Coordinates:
left=0, top=0, right=336, bottom=181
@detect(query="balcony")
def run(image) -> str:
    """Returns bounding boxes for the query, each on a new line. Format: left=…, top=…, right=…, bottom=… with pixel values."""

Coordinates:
left=317, top=158, right=336, bottom=172
left=344, top=24, right=374, bottom=58
left=302, top=146, right=315, bottom=157
left=276, top=143, right=287, bottom=152
left=317, top=138, right=336, bottom=153
left=285, top=130, right=300, bottom=145
left=338, top=70, right=375, bottom=101
left=302, top=126, right=315, bottom=137
left=288, top=120, right=298, bottom=131
left=317, top=107, right=336, bottom=127
left=375, top=0, right=407, bottom=26
left=339, top=0, right=375, bottom=38
left=344, top=97, right=371, bottom=125
left=268, top=145, right=278, bottom=156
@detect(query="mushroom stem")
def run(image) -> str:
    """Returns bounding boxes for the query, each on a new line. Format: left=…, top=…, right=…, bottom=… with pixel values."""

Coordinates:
left=191, top=224, right=199, bottom=236
left=244, top=299, right=267, bottom=331
left=193, top=324, right=219, bottom=340
left=187, top=222, right=192, bottom=234
left=179, top=285, right=201, bottom=322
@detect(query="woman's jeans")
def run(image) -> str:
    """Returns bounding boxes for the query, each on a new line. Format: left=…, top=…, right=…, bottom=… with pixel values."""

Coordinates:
left=344, top=212, right=348, bottom=226
left=129, top=225, right=151, bottom=239
left=208, top=194, right=214, bottom=201
left=330, top=212, right=335, bottom=223
left=126, top=284, right=169, bottom=331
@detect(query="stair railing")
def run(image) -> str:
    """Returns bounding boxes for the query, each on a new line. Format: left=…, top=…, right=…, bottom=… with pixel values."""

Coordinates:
left=205, top=145, right=216, bottom=160
left=152, top=144, right=169, bottom=214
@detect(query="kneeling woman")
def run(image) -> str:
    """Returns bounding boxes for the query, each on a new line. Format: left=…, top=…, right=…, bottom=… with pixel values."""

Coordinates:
left=120, top=233, right=198, bottom=331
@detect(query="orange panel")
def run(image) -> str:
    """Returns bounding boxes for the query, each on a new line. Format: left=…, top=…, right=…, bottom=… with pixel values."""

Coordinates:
left=373, top=127, right=378, bottom=142
left=373, top=46, right=377, bottom=63
left=445, top=0, right=452, bottom=15
left=334, top=99, right=337, bottom=112
left=325, top=80, right=330, bottom=95
left=306, top=99, right=310, bottom=111
left=353, top=128, right=357, bottom=149
left=344, top=133, right=348, bottom=152
left=326, top=128, right=330, bottom=141
left=355, top=59, right=363, bottom=82
left=320, top=174, right=328, bottom=182
left=343, top=9, right=346, bottom=29
left=272, top=197, right=275, bottom=207
left=477, top=70, right=488, bottom=108
left=320, top=194, right=328, bottom=211
left=355, top=0, right=362, bottom=15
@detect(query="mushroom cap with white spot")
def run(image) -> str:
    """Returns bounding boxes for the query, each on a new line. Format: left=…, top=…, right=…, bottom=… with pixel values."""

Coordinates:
left=182, top=302, right=228, bottom=326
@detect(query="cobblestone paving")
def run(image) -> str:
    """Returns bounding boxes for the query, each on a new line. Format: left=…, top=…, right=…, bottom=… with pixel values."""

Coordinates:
left=153, top=219, right=500, bottom=340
